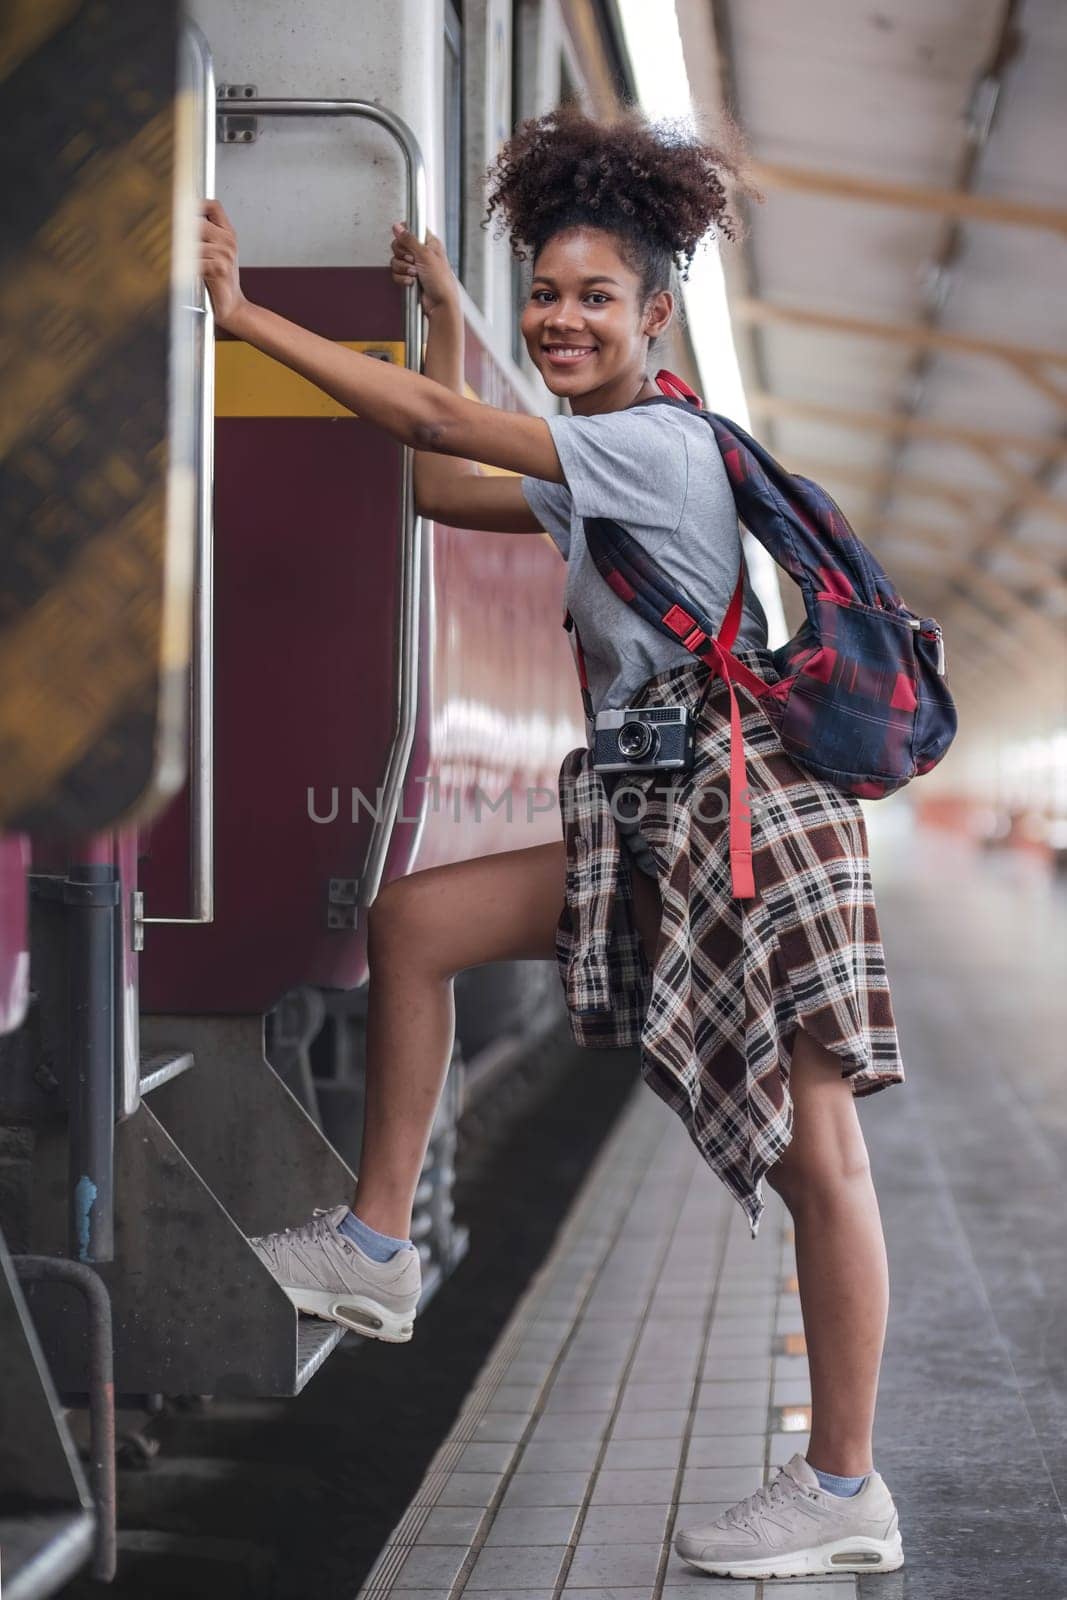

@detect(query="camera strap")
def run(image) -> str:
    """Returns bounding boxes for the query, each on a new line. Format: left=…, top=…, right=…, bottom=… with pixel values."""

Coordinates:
left=562, top=368, right=766, bottom=899
left=565, top=558, right=756, bottom=900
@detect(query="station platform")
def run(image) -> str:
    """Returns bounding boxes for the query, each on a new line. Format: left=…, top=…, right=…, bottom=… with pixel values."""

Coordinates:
left=355, top=824, right=1067, bottom=1600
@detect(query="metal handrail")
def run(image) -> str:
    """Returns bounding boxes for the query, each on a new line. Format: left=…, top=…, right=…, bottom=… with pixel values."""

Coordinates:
left=144, top=19, right=216, bottom=926
left=14, top=1256, right=116, bottom=1584
left=205, top=95, right=428, bottom=910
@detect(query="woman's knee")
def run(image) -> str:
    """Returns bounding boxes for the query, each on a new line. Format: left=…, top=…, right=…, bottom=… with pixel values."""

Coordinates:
left=765, top=1033, right=873, bottom=1208
left=365, top=875, right=407, bottom=956
left=367, top=872, right=450, bottom=976
left=765, top=1132, right=872, bottom=1211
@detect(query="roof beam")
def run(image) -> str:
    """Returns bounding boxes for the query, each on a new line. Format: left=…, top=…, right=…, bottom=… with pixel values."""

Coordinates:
left=941, top=569, right=1064, bottom=650
left=944, top=618, right=1066, bottom=716
left=783, top=458, right=977, bottom=519
left=748, top=390, right=1067, bottom=463
left=751, top=395, right=1067, bottom=527
left=748, top=160, right=1067, bottom=237
left=933, top=594, right=1042, bottom=679
left=874, top=523, right=1067, bottom=595
left=789, top=458, right=1067, bottom=556
left=884, top=549, right=1065, bottom=651
left=732, top=298, right=1067, bottom=408
left=976, top=445, right=1067, bottom=526
left=958, top=566, right=1066, bottom=638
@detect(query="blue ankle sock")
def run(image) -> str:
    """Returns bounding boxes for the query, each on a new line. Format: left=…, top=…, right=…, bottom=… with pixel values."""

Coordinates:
left=338, top=1209, right=413, bottom=1263
left=810, top=1463, right=869, bottom=1497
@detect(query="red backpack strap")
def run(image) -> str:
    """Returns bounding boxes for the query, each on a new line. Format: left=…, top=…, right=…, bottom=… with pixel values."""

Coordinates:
left=659, top=564, right=769, bottom=700
left=566, top=567, right=762, bottom=902
left=655, top=369, right=703, bottom=409
left=563, top=371, right=765, bottom=901
left=654, top=369, right=762, bottom=899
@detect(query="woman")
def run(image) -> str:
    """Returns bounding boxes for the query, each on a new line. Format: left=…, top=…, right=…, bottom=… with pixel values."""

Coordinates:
left=201, top=105, right=905, bottom=1578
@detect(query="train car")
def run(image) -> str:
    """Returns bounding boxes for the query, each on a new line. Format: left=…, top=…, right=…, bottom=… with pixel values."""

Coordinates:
left=0, top=2, right=737, bottom=1591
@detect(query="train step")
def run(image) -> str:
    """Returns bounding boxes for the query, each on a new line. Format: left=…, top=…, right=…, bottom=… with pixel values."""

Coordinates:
left=0, top=1508, right=95, bottom=1600
left=25, top=1018, right=365, bottom=1398
left=138, top=1049, right=195, bottom=1096
left=296, top=1316, right=348, bottom=1390
left=24, top=1099, right=352, bottom=1399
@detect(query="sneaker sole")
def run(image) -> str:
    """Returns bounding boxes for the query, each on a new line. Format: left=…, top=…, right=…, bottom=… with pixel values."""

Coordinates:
left=280, top=1285, right=416, bottom=1343
left=676, top=1529, right=904, bottom=1579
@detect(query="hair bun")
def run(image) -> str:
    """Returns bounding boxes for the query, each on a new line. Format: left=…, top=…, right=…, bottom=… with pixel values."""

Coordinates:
left=483, top=103, right=756, bottom=280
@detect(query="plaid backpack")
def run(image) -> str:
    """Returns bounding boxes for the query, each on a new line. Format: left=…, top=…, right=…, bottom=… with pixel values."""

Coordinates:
left=567, top=368, right=958, bottom=899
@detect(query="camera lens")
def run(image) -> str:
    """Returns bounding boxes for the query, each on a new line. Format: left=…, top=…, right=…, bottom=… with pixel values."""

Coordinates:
left=618, top=720, right=656, bottom=760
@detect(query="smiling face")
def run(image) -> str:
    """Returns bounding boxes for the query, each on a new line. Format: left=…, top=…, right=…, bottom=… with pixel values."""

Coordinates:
left=519, top=226, right=674, bottom=414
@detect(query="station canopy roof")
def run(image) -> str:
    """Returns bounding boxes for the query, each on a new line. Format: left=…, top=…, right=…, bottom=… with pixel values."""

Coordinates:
left=678, top=0, right=1067, bottom=745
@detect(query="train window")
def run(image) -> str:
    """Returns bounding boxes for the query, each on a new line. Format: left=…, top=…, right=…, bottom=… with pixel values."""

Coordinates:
left=510, top=0, right=538, bottom=368
left=444, top=0, right=465, bottom=278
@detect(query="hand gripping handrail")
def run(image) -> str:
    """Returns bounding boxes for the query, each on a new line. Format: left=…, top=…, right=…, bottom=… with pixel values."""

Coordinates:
left=148, top=76, right=427, bottom=924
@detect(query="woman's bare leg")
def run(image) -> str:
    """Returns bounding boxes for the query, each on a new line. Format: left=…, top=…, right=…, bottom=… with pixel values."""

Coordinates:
left=764, top=1028, right=890, bottom=1479
left=352, top=842, right=571, bottom=1238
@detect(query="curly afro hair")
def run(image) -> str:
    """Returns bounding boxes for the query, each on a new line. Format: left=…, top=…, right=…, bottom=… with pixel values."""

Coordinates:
left=483, top=102, right=756, bottom=313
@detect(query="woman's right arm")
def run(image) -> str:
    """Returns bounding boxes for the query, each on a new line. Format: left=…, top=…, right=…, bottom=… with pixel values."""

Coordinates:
left=393, top=226, right=545, bottom=535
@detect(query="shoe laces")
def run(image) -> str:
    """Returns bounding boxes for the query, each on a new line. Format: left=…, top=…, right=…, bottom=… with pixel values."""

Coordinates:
left=250, top=1207, right=338, bottom=1259
left=721, top=1467, right=806, bottom=1530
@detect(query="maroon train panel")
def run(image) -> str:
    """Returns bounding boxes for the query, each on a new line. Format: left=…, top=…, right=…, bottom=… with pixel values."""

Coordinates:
left=138, top=268, right=582, bottom=1013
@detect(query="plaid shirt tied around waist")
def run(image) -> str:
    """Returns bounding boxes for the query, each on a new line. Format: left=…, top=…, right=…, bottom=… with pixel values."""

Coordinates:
left=555, top=645, right=906, bottom=1239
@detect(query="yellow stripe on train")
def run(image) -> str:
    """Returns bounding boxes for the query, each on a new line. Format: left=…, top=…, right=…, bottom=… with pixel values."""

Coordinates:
left=214, top=351, right=519, bottom=483
left=215, top=340, right=405, bottom=416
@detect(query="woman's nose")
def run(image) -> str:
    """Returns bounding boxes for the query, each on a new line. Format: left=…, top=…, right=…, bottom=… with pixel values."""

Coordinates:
left=546, top=304, right=584, bottom=332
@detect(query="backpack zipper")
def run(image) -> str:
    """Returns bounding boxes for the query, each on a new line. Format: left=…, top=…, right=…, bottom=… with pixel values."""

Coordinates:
left=908, top=617, right=946, bottom=675
left=933, top=627, right=946, bottom=675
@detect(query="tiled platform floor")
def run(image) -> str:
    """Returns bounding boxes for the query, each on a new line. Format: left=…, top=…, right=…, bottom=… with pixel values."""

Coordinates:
left=356, top=1089, right=835, bottom=1600
left=357, top=828, right=1067, bottom=1599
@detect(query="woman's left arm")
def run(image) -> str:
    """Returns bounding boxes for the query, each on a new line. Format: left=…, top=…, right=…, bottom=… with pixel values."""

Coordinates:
left=202, top=201, right=565, bottom=484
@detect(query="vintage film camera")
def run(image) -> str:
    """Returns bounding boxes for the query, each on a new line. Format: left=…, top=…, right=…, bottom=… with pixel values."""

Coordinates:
left=591, top=705, right=695, bottom=773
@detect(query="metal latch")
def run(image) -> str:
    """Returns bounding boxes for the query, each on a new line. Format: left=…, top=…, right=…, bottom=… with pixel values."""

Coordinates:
left=328, top=878, right=359, bottom=930
left=217, top=84, right=259, bottom=143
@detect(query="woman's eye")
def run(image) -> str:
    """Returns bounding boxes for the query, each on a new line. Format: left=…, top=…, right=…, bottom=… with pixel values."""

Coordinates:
left=531, top=291, right=609, bottom=305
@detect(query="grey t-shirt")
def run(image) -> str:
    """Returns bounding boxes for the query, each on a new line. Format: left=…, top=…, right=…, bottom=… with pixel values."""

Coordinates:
left=521, top=400, right=769, bottom=714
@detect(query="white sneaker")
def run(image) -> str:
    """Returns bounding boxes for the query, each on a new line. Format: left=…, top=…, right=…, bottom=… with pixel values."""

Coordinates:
left=674, top=1452, right=904, bottom=1578
left=248, top=1205, right=421, bottom=1342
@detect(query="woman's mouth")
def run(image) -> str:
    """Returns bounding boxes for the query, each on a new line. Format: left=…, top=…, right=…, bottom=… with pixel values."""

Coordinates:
left=542, top=345, right=596, bottom=368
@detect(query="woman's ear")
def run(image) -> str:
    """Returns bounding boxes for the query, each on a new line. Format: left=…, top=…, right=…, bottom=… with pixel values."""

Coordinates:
left=643, top=289, right=674, bottom=341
